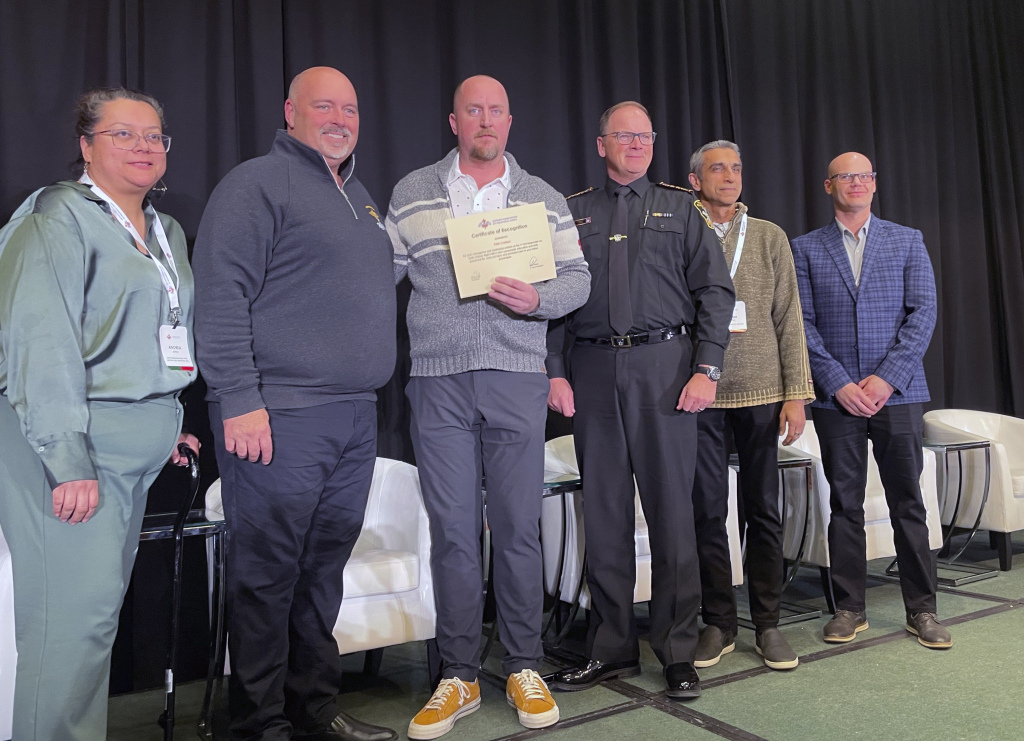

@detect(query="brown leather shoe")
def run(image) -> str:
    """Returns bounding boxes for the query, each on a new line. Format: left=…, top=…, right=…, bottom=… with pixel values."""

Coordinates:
left=823, top=610, right=868, bottom=643
left=906, top=612, right=953, bottom=649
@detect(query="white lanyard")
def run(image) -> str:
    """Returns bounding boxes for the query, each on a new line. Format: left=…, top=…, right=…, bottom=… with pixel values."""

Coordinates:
left=80, top=173, right=182, bottom=327
left=728, top=214, right=748, bottom=280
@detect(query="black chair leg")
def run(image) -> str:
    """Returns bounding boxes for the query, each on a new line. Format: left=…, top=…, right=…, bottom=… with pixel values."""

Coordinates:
left=993, top=532, right=1013, bottom=571
left=819, top=567, right=837, bottom=613
left=363, top=648, right=385, bottom=675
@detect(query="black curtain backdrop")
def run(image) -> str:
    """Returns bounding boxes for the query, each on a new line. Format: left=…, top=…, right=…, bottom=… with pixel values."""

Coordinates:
left=2, top=0, right=1022, bottom=690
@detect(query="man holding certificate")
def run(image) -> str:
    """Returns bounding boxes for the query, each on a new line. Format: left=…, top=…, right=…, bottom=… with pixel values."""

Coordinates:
left=545, top=102, right=734, bottom=700
left=386, top=75, right=590, bottom=739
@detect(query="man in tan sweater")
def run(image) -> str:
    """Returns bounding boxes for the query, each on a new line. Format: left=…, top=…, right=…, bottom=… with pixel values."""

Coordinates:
left=687, top=140, right=814, bottom=671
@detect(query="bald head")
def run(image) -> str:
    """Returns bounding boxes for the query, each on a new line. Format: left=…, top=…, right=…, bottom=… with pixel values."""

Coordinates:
left=824, top=151, right=877, bottom=217
left=450, top=75, right=512, bottom=165
left=827, top=151, right=873, bottom=179
left=284, top=66, right=359, bottom=167
left=453, top=75, right=508, bottom=113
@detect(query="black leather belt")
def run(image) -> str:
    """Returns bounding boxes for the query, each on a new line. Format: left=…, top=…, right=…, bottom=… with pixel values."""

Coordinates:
left=576, top=325, right=686, bottom=348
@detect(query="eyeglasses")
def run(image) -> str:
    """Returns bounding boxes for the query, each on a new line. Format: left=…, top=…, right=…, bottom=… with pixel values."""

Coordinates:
left=602, top=131, right=657, bottom=146
left=92, top=129, right=172, bottom=153
left=829, top=171, right=876, bottom=183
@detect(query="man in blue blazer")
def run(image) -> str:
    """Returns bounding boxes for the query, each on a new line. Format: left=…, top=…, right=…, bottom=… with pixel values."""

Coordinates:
left=791, top=152, right=951, bottom=650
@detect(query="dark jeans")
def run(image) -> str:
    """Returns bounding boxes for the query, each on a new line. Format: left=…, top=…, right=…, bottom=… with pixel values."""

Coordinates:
left=211, top=400, right=377, bottom=741
left=813, top=403, right=936, bottom=614
left=693, top=402, right=785, bottom=632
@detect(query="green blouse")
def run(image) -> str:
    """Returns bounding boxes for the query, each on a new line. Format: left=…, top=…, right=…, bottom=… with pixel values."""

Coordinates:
left=0, top=180, right=196, bottom=487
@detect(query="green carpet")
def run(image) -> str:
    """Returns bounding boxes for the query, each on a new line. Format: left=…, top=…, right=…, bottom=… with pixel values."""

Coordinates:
left=108, top=536, right=1024, bottom=741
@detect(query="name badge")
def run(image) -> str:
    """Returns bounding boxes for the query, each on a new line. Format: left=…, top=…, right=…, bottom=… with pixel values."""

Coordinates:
left=160, top=325, right=195, bottom=371
left=729, top=301, right=747, bottom=333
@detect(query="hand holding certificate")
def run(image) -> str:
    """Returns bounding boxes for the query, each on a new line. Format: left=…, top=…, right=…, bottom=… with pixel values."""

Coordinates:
left=445, top=202, right=557, bottom=298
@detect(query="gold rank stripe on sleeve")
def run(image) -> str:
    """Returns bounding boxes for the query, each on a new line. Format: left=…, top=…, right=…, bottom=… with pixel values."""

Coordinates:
left=656, top=181, right=693, bottom=192
left=692, top=199, right=714, bottom=229
left=566, top=186, right=596, bottom=200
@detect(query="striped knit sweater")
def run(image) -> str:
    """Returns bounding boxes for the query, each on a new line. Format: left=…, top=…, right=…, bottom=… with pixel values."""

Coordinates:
left=711, top=202, right=814, bottom=408
left=387, top=149, right=591, bottom=377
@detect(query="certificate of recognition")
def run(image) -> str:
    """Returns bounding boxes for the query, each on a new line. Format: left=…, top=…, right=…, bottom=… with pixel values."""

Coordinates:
left=445, top=202, right=557, bottom=298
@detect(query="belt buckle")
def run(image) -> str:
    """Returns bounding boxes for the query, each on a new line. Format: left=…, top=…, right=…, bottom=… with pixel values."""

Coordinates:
left=610, top=334, right=632, bottom=348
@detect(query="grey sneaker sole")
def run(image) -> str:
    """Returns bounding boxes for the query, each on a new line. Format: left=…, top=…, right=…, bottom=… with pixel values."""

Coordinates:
left=905, top=623, right=953, bottom=649
left=693, top=641, right=735, bottom=668
left=823, top=620, right=868, bottom=643
left=755, top=643, right=799, bottom=670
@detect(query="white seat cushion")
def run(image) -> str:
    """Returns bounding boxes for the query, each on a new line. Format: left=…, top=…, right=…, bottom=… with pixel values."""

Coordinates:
left=342, top=549, right=419, bottom=599
left=634, top=513, right=650, bottom=558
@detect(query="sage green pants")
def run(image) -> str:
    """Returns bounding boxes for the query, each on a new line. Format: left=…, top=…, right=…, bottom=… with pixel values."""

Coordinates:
left=0, top=394, right=180, bottom=741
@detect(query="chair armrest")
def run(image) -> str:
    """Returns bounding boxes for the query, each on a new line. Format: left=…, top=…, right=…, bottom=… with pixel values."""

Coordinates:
left=923, top=418, right=989, bottom=446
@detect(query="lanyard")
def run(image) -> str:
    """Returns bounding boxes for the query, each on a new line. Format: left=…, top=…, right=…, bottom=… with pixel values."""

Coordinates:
left=80, top=173, right=182, bottom=326
left=728, top=214, right=748, bottom=280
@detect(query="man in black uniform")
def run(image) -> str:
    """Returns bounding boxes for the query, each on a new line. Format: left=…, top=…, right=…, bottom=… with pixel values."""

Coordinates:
left=545, top=101, right=734, bottom=699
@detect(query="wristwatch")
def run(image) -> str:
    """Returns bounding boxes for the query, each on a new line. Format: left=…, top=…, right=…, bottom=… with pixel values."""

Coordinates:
left=696, top=365, right=722, bottom=382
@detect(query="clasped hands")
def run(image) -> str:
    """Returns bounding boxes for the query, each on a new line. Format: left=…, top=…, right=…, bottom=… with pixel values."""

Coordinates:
left=835, top=375, right=894, bottom=417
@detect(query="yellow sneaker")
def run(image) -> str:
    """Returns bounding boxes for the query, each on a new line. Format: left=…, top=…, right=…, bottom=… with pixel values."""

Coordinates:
left=506, top=669, right=560, bottom=729
left=408, top=677, right=481, bottom=740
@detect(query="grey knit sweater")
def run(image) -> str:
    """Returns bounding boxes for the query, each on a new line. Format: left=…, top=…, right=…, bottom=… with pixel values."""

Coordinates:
left=387, top=149, right=591, bottom=377
left=711, top=203, right=814, bottom=408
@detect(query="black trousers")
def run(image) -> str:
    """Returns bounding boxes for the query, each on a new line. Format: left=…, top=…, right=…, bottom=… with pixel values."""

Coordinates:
left=211, top=400, right=377, bottom=741
left=692, top=402, right=784, bottom=632
left=813, top=403, right=936, bottom=614
left=570, top=337, right=700, bottom=667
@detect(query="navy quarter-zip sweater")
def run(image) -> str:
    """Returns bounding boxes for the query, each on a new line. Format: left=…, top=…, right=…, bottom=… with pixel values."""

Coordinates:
left=193, top=130, right=396, bottom=419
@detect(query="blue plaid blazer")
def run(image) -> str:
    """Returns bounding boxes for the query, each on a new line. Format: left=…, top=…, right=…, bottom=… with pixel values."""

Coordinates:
left=791, top=217, right=937, bottom=409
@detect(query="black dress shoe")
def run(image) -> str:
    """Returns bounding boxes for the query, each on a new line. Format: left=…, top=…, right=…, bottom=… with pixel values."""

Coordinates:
left=664, top=662, right=701, bottom=700
left=545, top=659, right=641, bottom=691
left=294, top=710, right=398, bottom=741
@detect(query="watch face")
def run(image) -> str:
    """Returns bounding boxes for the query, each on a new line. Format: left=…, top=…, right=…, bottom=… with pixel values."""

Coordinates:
left=706, top=366, right=722, bottom=381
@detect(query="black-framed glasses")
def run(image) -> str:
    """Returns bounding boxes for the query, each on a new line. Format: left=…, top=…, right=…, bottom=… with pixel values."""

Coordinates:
left=602, top=130, right=657, bottom=146
left=92, top=129, right=172, bottom=153
left=829, top=171, right=876, bottom=183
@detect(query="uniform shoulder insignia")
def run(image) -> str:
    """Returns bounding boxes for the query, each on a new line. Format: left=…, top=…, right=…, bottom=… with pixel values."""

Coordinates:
left=566, top=186, right=597, bottom=200
left=692, top=199, right=714, bottom=229
left=656, top=181, right=694, bottom=193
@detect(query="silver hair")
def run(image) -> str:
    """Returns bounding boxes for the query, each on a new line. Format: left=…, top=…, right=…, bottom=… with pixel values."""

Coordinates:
left=72, top=88, right=166, bottom=176
left=689, top=140, right=741, bottom=177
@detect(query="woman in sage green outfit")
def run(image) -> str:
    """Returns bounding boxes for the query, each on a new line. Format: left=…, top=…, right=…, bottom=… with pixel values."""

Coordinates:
left=0, top=88, right=199, bottom=740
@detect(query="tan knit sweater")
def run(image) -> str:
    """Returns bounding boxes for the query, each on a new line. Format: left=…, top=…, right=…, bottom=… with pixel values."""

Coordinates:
left=711, top=203, right=814, bottom=408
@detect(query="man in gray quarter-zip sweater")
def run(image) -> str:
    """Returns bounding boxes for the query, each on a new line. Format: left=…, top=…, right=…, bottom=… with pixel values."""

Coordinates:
left=387, top=76, right=589, bottom=739
left=193, top=67, right=398, bottom=741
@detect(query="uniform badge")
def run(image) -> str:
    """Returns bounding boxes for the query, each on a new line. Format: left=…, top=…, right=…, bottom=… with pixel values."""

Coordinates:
left=365, top=205, right=386, bottom=230
left=574, top=217, right=592, bottom=226
left=651, top=212, right=672, bottom=218
left=693, top=199, right=714, bottom=230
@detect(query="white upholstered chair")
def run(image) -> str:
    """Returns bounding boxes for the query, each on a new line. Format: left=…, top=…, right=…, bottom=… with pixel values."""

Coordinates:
left=0, top=527, right=16, bottom=741
left=205, top=457, right=435, bottom=662
left=923, top=409, right=1024, bottom=570
left=540, top=435, right=742, bottom=613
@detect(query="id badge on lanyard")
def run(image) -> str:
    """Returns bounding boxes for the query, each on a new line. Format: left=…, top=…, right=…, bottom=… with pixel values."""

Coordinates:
left=728, top=214, right=748, bottom=333
left=80, top=174, right=194, bottom=370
